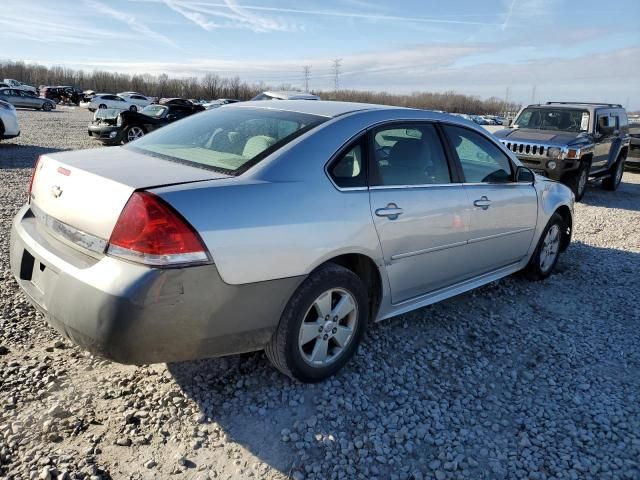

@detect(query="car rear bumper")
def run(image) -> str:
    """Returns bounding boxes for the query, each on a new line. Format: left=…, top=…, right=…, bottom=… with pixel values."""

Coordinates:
left=10, top=205, right=303, bottom=364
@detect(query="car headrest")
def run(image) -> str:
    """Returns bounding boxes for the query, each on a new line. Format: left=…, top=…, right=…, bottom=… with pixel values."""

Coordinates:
left=243, top=135, right=276, bottom=158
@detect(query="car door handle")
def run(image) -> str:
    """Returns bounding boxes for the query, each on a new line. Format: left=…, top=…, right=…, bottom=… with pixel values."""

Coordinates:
left=375, top=204, right=403, bottom=220
left=473, top=196, right=492, bottom=210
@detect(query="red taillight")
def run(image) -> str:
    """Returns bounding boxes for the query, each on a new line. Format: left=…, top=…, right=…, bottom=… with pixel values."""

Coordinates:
left=27, top=156, right=41, bottom=203
left=107, top=191, right=209, bottom=266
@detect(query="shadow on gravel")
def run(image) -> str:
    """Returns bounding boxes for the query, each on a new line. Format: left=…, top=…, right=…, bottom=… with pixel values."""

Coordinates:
left=0, top=145, right=65, bottom=169
left=581, top=172, right=640, bottom=212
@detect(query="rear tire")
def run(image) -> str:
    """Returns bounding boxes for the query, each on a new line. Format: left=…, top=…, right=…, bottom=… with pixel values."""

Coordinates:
left=42, top=102, right=52, bottom=112
left=524, top=213, right=565, bottom=281
left=563, top=159, right=590, bottom=201
left=265, top=263, right=369, bottom=382
left=98, top=104, right=107, bottom=109
left=602, top=154, right=625, bottom=191
left=129, top=105, right=137, bottom=112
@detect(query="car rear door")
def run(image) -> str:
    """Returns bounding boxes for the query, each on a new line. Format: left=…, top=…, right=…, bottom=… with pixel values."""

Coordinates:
left=593, top=109, right=615, bottom=171
left=441, top=124, right=538, bottom=277
left=368, top=122, right=471, bottom=304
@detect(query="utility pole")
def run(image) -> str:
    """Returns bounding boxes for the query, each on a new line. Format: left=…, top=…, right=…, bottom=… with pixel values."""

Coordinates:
left=332, top=58, right=342, bottom=92
left=302, top=65, right=311, bottom=92
left=504, top=86, right=511, bottom=116
left=531, top=85, right=537, bottom=104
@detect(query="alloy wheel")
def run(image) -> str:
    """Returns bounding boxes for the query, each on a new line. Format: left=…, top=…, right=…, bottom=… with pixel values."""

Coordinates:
left=539, top=224, right=561, bottom=273
left=298, top=288, right=358, bottom=367
left=127, top=126, right=145, bottom=142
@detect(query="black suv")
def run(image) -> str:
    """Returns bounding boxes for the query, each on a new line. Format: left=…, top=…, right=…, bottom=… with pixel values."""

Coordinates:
left=494, top=102, right=630, bottom=200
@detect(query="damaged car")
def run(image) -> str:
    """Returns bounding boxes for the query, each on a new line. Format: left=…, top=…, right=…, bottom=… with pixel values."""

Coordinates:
left=88, top=100, right=205, bottom=145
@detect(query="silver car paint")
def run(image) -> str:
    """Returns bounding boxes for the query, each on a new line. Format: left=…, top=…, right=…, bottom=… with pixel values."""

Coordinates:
left=11, top=101, right=574, bottom=363
left=0, top=100, right=20, bottom=137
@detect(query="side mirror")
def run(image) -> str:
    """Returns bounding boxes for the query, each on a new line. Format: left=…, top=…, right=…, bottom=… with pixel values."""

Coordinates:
left=516, top=166, right=535, bottom=183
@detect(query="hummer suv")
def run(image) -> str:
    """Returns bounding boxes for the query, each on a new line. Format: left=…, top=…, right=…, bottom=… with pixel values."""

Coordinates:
left=494, top=102, right=630, bottom=200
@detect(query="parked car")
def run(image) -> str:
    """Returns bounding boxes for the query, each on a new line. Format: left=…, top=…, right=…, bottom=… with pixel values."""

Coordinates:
left=204, top=98, right=241, bottom=109
left=0, top=99, right=20, bottom=141
left=0, top=88, right=56, bottom=111
left=88, top=100, right=205, bottom=145
left=10, top=101, right=574, bottom=382
left=627, top=118, right=640, bottom=168
left=3, top=79, right=38, bottom=94
left=40, top=86, right=84, bottom=105
left=79, top=94, right=140, bottom=112
left=119, top=94, right=154, bottom=109
left=251, top=90, right=320, bottom=101
left=494, top=102, right=630, bottom=201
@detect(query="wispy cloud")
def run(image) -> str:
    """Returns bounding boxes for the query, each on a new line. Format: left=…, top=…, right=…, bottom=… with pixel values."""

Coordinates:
left=148, top=0, right=503, bottom=32
left=83, top=0, right=179, bottom=48
left=502, top=0, right=517, bottom=30
left=162, top=0, right=299, bottom=32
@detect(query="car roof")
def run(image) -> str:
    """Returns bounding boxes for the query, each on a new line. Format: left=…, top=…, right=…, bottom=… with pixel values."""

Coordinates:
left=231, top=100, right=404, bottom=118
left=525, top=102, right=625, bottom=113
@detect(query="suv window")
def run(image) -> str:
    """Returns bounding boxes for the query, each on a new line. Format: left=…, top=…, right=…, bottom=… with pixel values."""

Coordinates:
left=371, top=123, right=451, bottom=186
left=444, top=125, right=513, bottom=183
left=329, top=140, right=366, bottom=188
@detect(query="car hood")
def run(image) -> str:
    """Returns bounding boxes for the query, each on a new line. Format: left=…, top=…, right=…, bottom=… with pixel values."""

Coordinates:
left=494, top=128, right=591, bottom=146
left=92, top=109, right=120, bottom=125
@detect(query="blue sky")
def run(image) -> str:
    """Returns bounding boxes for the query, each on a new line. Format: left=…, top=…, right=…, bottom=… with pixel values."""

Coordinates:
left=2, top=0, right=639, bottom=108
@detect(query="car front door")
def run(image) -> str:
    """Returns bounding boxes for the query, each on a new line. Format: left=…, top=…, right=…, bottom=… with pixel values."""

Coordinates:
left=442, top=124, right=538, bottom=277
left=368, top=122, right=471, bottom=304
left=19, top=91, right=39, bottom=108
left=593, top=110, right=616, bottom=171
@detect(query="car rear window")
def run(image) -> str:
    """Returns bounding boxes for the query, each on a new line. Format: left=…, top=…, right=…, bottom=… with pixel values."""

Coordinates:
left=127, top=107, right=326, bottom=175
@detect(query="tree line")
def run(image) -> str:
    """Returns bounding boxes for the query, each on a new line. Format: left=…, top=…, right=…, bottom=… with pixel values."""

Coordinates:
left=0, top=60, right=519, bottom=115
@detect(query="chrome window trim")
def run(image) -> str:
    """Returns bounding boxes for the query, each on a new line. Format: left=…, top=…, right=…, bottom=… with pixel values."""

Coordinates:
left=369, top=183, right=463, bottom=190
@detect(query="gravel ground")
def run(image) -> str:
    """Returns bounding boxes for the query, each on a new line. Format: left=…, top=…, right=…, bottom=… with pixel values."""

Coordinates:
left=1, top=108, right=639, bottom=480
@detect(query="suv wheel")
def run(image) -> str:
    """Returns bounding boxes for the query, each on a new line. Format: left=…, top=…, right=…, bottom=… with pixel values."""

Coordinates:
left=524, top=213, right=565, bottom=281
left=602, top=154, right=625, bottom=191
left=564, top=159, right=590, bottom=201
left=265, top=263, right=369, bottom=382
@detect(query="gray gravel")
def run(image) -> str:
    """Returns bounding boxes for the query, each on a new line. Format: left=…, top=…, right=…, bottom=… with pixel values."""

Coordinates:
left=1, top=108, right=639, bottom=480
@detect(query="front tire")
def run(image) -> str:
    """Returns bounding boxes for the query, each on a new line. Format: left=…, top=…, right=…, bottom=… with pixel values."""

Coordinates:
left=563, top=159, right=590, bottom=201
left=265, top=263, right=369, bottom=382
left=98, top=104, right=107, bottom=109
left=602, top=154, right=625, bottom=191
left=123, top=125, right=145, bottom=143
left=524, top=213, right=565, bottom=281
left=129, top=105, right=137, bottom=112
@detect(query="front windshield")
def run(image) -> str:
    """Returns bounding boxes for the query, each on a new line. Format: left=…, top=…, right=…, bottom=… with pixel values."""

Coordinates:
left=515, top=108, right=589, bottom=132
left=141, top=105, right=168, bottom=118
left=127, top=107, right=326, bottom=174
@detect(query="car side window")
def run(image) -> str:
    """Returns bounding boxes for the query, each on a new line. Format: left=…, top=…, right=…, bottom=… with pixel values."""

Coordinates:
left=371, top=123, right=451, bottom=186
left=444, top=125, right=513, bottom=183
left=329, top=140, right=366, bottom=188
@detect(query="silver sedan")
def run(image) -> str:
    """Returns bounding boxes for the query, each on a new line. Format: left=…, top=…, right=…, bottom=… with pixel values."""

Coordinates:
left=10, top=101, right=574, bottom=382
left=0, top=88, right=56, bottom=111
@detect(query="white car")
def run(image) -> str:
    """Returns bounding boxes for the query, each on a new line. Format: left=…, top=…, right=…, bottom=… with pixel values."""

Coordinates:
left=119, top=94, right=153, bottom=108
left=0, top=99, right=20, bottom=141
left=2, top=79, right=37, bottom=94
left=79, top=94, right=139, bottom=112
left=251, top=91, right=320, bottom=101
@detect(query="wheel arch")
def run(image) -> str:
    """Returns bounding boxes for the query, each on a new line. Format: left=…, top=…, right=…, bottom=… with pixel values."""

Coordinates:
left=554, top=205, right=572, bottom=252
left=313, top=253, right=383, bottom=322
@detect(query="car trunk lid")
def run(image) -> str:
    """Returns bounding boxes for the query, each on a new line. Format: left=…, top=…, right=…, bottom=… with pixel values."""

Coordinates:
left=30, top=147, right=228, bottom=243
